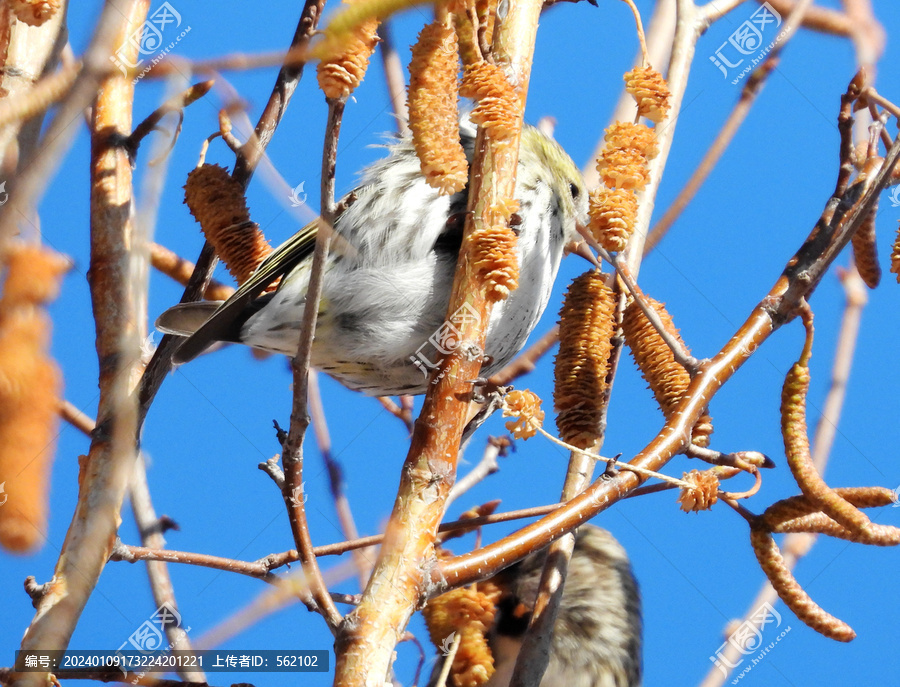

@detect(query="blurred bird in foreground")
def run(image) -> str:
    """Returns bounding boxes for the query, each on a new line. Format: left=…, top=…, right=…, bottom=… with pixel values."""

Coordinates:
left=429, top=525, right=642, bottom=687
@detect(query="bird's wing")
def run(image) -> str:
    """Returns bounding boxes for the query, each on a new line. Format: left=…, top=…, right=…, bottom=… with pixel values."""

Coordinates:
left=169, top=220, right=319, bottom=364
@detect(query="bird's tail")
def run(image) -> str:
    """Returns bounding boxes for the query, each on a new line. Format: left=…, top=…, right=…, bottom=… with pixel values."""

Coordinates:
left=155, top=301, right=223, bottom=337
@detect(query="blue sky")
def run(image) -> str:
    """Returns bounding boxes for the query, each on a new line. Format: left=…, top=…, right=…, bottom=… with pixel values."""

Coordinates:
left=3, top=1, right=900, bottom=685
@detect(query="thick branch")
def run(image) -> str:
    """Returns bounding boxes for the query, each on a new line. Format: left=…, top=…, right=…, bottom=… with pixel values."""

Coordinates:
left=14, top=3, right=151, bottom=685
left=434, top=99, right=900, bottom=593
left=333, top=2, right=545, bottom=681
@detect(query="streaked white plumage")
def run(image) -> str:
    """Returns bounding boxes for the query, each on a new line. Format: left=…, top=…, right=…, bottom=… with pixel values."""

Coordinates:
left=157, top=121, right=588, bottom=395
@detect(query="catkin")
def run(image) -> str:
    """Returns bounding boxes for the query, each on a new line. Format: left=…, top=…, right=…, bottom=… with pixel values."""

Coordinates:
left=621, top=297, right=713, bottom=447
left=470, top=223, right=519, bottom=301
left=459, top=61, right=522, bottom=145
left=408, top=20, right=468, bottom=196
left=588, top=187, right=638, bottom=252
left=471, top=199, right=520, bottom=301
left=423, top=583, right=501, bottom=687
left=604, top=122, right=659, bottom=160
left=781, top=346, right=871, bottom=535
left=851, top=208, right=880, bottom=288
left=892, top=220, right=900, bottom=282
left=502, top=389, right=543, bottom=440
left=316, top=0, right=380, bottom=99
left=183, top=164, right=275, bottom=287
left=0, top=242, right=68, bottom=553
left=677, top=469, right=719, bottom=512
left=596, top=147, right=650, bottom=191
left=624, top=66, right=671, bottom=123
left=749, top=527, right=856, bottom=642
left=9, top=0, right=60, bottom=25
left=553, top=271, right=617, bottom=449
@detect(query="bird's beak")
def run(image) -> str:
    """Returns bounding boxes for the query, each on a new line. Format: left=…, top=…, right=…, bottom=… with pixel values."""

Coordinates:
left=565, top=224, right=601, bottom=268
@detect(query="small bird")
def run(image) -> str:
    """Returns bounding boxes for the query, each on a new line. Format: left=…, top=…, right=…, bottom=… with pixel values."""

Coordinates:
left=468, top=525, right=642, bottom=687
left=157, top=120, right=588, bottom=396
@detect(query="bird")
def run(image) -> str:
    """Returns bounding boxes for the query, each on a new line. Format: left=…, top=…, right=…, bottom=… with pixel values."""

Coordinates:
left=156, top=119, right=589, bottom=397
left=427, top=525, right=642, bottom=687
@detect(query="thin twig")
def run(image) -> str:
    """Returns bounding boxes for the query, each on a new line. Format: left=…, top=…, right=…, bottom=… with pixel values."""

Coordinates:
left=696, top=0, right=749, bottom=24
left=749, top=0, right=856, bottom=38
left=378, top=21, right=410, bottom=135
left=308, top=370, right=373, bottom=588
left=376, top=395, right=415, bottom=433
left=125, top=80, right=213, bottom=154
left=1, top=667, right=222, bottom=687
left=278, top=98, right=347, bottom=633
left=648, top=0, right=814, bottom=252
left=536, top=427, right=692, bottom=488
left=446, top=436, right=506, bottom=508
left=231, top=0, right=326, bottom=184
left=610, top=252, right=700, bottom=370
left=60, top=400, right=95, bottom=436
left=509, top=439, right=598, bottom=685
left=0, top=61, right=78, bottom=132
left=129, top=457, right=203, bottom=682
left=839, top=0, right=885, bottom=69
left=149, top=242, right=235, bottom=301
left=646, top=56, right=777, bottom=252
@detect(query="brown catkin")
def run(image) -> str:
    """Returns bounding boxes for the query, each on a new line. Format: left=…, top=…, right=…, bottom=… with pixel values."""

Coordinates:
left=781, top=356, right=871, bottom=535
left=621, top=297, right=713, bottom=447
left=624, top=66, right=671, bottom=123
left=761, top=488, right=900, bottom=545
left=604, top=122, right=659, bottom=160
left=423, top=584, right=500, bottom=687
left=183, top=164, right=275, bottom=287
left=892, top=220, right=900, bottom=282
left=588, top=187, right=638, bottom=252
left=677, top=469, right=719, bottom=512
left=0, top=242, right=68, bottom=553
left=408, top=20, right=468, bottom=196
left=316, top=0, right=380, bottom=99
left=749, top=526, right=856, bottom=641
left=502, top=389, right=543, bottom=440
left=596, top=147, right=649, bottom=191
left=553, top=271, right=617, bottom=449
left=851, top=205, right=881, bottom=289
left=470, top=223, right=519, bottom=302
left=9, top=0, right=60, bottom=25
left=459, top=61, right=522, bottom=145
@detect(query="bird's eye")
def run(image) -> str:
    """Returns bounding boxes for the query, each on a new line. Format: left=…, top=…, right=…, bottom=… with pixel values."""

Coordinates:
left=569, top=182, right=580, bottom=199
